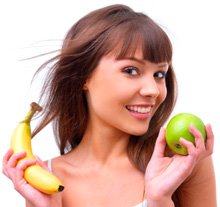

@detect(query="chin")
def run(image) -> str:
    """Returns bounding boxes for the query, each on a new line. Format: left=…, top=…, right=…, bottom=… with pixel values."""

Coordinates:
left=128, top=128, right=149, bottom=136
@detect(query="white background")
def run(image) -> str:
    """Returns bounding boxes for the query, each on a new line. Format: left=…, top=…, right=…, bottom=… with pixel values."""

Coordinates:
left=0, top=0, right=219, bottom=206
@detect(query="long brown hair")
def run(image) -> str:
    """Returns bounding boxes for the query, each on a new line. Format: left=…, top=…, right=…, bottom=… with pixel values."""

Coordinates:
left=33, top=4, right=177, bottom=172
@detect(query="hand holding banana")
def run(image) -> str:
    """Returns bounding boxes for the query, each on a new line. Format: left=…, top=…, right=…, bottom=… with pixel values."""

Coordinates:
left=9, top=102, right=64, bottom=194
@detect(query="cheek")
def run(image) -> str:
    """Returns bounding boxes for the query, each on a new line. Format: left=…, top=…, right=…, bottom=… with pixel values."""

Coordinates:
left=158, top=84, right=167, bottom=104
left=89, top=76, right=129, bottom=106
left=86, top=81, right=121, bottom=115
left=162, top=86, right=167, bottom=100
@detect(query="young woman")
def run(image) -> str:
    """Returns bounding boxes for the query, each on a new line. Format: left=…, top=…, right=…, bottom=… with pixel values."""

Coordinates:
left=2, top=4, right=216, bottom=207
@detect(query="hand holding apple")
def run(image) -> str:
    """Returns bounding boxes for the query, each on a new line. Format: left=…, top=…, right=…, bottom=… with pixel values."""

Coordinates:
left=165, top=113, right=206, bottom=155
left=145, top=123, right=214, bottom=203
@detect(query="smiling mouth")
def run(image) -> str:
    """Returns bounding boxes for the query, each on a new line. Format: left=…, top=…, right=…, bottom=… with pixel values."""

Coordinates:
left=126, top=105, right=152, bottom=114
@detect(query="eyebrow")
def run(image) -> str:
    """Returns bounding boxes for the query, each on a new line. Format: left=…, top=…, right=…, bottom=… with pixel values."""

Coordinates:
left=157, top=63, right=169, bottom=69
left=121, top=57, right=146, bottom=64
left=121, top=57, right=169, bottom=68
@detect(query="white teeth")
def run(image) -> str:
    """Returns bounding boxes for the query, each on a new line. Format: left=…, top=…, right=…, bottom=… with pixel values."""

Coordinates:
left=127, top=106, right=151, bottom=113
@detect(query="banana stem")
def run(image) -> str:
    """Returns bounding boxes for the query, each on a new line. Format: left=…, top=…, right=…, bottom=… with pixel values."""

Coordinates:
left=23, top=102, right=42, bottom=123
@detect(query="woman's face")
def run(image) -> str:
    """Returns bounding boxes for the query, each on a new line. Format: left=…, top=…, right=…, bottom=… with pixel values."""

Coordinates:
left=84, top=48, right=168, bottom=136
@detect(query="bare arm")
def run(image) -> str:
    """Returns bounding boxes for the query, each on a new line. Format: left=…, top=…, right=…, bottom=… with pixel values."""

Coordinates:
left=177, top=156, right=216, bottom=207
left=145, top=124, right=214, bottom=207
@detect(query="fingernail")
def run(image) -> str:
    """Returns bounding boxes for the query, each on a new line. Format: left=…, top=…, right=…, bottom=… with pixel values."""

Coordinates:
left=179, top=137, right=185, bottom=142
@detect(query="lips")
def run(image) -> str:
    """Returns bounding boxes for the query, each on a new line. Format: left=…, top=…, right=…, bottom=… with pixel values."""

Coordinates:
left=126, top=105, right=153, bottom=120
left=126, top=105, right=152, bottom=114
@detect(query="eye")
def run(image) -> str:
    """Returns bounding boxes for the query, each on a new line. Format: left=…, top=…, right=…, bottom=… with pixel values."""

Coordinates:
left=123, top=66, right=139, bottom=76
left=154, top=71, right=167, bottom=79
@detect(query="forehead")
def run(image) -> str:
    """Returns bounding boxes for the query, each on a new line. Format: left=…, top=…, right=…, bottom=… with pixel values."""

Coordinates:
left=103, top=46, right=169, bottom=71
left=109, top=40, right=143, bottom=60
left=109, top=42, right=168, bottom=67
left=104, top=29, right=172, bottom=65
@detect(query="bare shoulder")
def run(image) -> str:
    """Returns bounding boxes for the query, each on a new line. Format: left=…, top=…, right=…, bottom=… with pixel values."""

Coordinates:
left=177, top=156, right=217, bottom=207
left=186, top=155, right=215, bottom=183
left=48, top=152, right=78, bottom=175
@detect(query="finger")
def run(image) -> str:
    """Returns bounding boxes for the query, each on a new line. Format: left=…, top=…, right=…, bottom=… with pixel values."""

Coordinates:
left=204, top=124, right=214, bottom=154
left=189, top=125, right=205, bottom=150
left=179, top=137, right=196, bottom=156
left=13, top=159, right=37, bottom=191
left=152, top=127, right=166, bottom=158
left=2, top=149, right=14, bottom=176
left=7, top=151, right=27, bottom=168
left=2, top=149, right=14, bottom=166
left=34, top=155, right=48, bottom=171
left=14, top=159, right=37, bottom=182
left=16, top=159, right=37, bottom=171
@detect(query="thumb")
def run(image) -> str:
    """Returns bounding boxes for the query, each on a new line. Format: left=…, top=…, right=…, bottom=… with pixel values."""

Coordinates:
left=152, top=127, right=166, bottom=158
left=34, top=155, right=49, bottom=171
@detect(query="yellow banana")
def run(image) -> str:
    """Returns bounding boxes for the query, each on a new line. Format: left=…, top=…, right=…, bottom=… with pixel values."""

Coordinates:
left=10, top=102, right=64, bottom=194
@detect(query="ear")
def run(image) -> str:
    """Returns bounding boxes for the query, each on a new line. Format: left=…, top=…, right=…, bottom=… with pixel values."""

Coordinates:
left=82, top=81, right=88, bottom=91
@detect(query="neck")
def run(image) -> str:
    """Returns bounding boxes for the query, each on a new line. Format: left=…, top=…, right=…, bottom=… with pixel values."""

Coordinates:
left=74, top=123, right=130, bottom=166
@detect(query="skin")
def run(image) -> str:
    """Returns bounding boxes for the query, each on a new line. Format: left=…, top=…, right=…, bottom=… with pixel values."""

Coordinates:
left=2, top=48, right=215, bottom=207
left=145, top=124, right=214, bottom=206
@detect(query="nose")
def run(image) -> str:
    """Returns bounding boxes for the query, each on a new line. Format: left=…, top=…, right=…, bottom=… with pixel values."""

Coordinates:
left=139, top=77, right=160, bottom=98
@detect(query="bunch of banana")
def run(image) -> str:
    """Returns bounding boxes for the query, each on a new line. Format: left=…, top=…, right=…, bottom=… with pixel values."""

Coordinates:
left=10, top=102, right=64, bottom=194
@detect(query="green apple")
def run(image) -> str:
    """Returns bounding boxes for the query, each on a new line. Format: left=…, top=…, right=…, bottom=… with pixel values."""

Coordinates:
left=165, top=113, right=206, bottom=155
